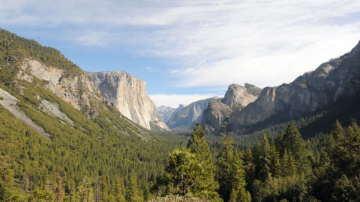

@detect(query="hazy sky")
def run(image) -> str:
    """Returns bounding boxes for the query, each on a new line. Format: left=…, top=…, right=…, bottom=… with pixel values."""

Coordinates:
left=1, top=0, right=360, bottom=107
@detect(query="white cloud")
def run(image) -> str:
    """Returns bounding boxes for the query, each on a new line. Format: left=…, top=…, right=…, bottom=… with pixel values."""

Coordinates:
left=2, top=0, right=360, bottom=88
left=145, top=67, right=158, bottom=72
left=149, top=94, right=222, bottom=108
left=170, top=69, right=179, bottom=73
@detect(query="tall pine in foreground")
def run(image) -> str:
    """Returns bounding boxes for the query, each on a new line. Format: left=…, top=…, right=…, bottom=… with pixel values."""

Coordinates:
left=186, top=122, right=221, bottom=201
left=216, top=123, right=234, bottom=201
left=217, top=123, right=249, bottom=202
left=257, top=134, right=271, bottom=182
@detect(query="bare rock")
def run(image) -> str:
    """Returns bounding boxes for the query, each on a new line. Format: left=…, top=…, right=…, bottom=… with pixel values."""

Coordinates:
left=222, top=84, right=261, bottom=108
left=87, top=71, right=170, bottom=131
left=228, top=40, right=360, bottom=132
left=201, top=100, right=233, bottom=134
left=17, top=58, right=105, bottom=115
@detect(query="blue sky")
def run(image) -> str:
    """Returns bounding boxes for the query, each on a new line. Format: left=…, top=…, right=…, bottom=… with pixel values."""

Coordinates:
left=1, top=0, right=360, bottom=107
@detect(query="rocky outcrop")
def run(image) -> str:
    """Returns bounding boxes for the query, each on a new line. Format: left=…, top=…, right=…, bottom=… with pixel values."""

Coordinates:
left=17, top=58, right=106, bottom=115
left=87, top=71, right=170, bottom=131
left=222, top=84, right=261, bottom=108
left=228, top=40, right=360, bottom=132
left=158, top=104, right=186, bottom=123
left=0, top=87, right=51, bottom=140
left=167, top=97, right=222, bottom=130
left=201, top=83, right=262, bottom=134
left=201, top=100, right=233, bottom=134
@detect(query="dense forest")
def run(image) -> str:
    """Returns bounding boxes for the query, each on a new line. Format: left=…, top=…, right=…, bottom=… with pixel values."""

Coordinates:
left=1, top=29, right=360, bottom=201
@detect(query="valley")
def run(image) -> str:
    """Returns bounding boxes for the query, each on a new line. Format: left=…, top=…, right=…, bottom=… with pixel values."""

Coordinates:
left=0, top=28, right=360, bottom=202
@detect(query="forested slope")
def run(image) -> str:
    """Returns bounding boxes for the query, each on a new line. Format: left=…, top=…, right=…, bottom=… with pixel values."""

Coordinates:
left=0, top=28, right=181, bottom=201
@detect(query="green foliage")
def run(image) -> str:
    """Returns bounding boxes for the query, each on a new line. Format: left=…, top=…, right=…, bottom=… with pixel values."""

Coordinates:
left=126, top=174, right=143, bottom=202
left=0, top=179, right=10, bottom=201
left=187, top=123, right=220, bottom=201
left=216, top=123, right=248, bottom=202
left=1, top=28, right=360, bottom=202
left=149, top=193, right=209, bottom=202
left=111, top=178, right=126, bottom=202
left=0, top=29, right=82, bottom=77
left=258, top=134, right=271, bottom=182
left=165, top=148, right=203, bottom=196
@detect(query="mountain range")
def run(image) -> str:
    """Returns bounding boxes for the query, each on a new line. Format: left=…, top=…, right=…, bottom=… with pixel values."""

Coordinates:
left=157, top=104, right=186, bottom=123
left=2, top=26, right=360, bottom=143
left=165, top=97, right=222, bottom=130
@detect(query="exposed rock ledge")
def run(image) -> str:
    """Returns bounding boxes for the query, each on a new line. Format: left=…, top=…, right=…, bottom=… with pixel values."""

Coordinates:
left=87, top=71, right=170, bottom=131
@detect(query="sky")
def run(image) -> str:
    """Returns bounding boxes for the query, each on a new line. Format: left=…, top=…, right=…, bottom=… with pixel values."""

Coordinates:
left=1, top=0, right=360, bottom=108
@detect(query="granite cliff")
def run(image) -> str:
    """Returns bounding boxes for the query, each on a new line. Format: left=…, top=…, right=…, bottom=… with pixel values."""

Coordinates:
left=13, top=58, right=156, bottom=141
left=201, top=84, right=262, bottom=134
left=17, top=58, right=105, bottom=114
left=222, top=83, right=262, bottom=108
left=227, top=40, right=360, bottom=132
left=201, top=100, right=233, bottom=134
left=87, top=71, right=170, bottom=131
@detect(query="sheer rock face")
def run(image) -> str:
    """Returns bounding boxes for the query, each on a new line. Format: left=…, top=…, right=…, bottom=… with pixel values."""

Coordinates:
left=87, top=71, right=170, bottom=131
left=17, top=58, right=105, bottom=113
left=158, top=104, right=186, bottom=123
left=201, top=84, right=261, bottom=134
left=228, top=40, right=360, bottom=132
left=222, top=84, right=261, bottom=107
left=201, top=100, right=233, bottom=134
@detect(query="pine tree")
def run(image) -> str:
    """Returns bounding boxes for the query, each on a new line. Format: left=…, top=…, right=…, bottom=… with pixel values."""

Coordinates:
left=112, top=178, right=126, bottom=202
left=287, top=151, right=296, bottom=176
left=229, top=189, right=237, bottom=202
left=258, top=133, right=271, bottom=182
left=54, top=168, right=65, bottom=202
left=281, top=123, right=310, bottom=175
left=68, top=180, right=76, bottom=202
left=216, top=123, right=234, bottom=201
left=126, top=174, right=142, bottom=202
left=281, top=149, right=296, bottom=176
left=0, top=179, right=10, bottom=201
left=101, top=175, right=109, bottom=202
left=332, top=120, right=344, bottom=141
left=270, top=145, right=281, bottom=178
left=94, top=177, right=102, bottom=202
left=230, top=150, right=248, bottom=202
left=165, top=148, right=202, bottom=196
left=186, top=122, right=220, bottom=200
left=77, top=175, right=93, bottom=202
left=244, top=148, right=255, bottom=193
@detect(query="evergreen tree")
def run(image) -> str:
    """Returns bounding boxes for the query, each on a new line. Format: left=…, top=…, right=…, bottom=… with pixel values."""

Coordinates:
left=126, top=174, right=142, bottom=202
left=230, top=150, right=248, bottom=202
left=94, top=177, right=102, bottom=202
left=281, top=149, right=296, bottom=177
left=216, top=123, right=234, bottom=201
left=332, top=120, right=344, bottom=141
left=258, top=134, right=271, bottom=182
left=77, top=175, right=93, bottom=202
left=0, top=179, right=10, bottom=201
left=229, top=189, right=237, bottom=202
left=101, top=175, right=109, bottom=202
left=68, top=180, right=76, bottom=202
left=281, top=123, right=310, bottom=175
left=112, top=178, right=126, bottom=202
left=54, top=168, right=65, bottom=202
left=270, top=145, right=281, bottom=178
left=164, top=148, right=202, bottom=197
left=186, top=122, right=220, bottom=200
